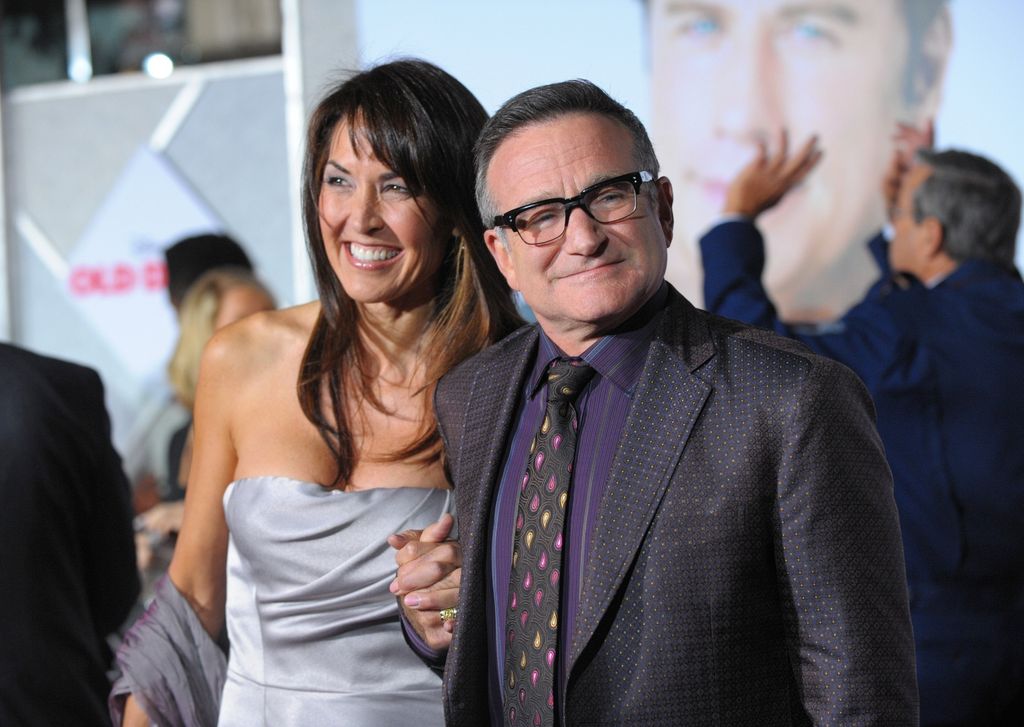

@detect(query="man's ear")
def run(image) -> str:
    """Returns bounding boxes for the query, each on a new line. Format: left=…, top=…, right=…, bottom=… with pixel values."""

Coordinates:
left=655, top=177, right=675, bottom=247
left=907, top=5, right=952, bottom=123
left=920, top=216, right=945, bottom=258
left=484, top=229, right=519, bottom=291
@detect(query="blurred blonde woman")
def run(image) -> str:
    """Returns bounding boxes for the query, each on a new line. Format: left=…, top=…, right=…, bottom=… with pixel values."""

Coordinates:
left=137, top=268, right=275, bottom=549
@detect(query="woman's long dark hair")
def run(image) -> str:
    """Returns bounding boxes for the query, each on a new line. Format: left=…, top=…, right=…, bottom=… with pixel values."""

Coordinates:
left=299, top=59, right=522, bottom=487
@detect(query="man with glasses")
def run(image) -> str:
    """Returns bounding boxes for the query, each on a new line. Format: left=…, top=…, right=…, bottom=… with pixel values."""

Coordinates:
left=393, top=80, right=916, bottom=725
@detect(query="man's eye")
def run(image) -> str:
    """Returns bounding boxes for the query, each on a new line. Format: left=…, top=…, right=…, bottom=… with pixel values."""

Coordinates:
left=687, top=17, right=720, bottom=36
left=795, top=22, right=825, bottom=39
left=591, top=189, right=628, bottom=207
left=519, top=207, right=562, bottom=231
left=781, top=17, right=841, bottom=47
left=673, top=13, right=721, bottom=39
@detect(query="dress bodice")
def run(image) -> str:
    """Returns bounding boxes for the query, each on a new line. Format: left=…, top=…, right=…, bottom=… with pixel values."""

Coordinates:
left=218, top=476, right=451, bottom=726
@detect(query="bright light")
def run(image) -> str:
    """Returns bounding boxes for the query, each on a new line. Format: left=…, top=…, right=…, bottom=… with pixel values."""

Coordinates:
left=142, top=53, right=175, bottom=80
left=68, top=57, right=93, bottom=83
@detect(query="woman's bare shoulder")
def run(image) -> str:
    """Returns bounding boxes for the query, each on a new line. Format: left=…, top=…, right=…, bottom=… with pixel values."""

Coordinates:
left=201, top=302, right=320, bottom=383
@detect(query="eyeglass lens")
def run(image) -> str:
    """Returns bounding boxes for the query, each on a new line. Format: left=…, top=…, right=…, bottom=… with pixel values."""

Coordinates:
left=514, top=180, right=639, bottom=245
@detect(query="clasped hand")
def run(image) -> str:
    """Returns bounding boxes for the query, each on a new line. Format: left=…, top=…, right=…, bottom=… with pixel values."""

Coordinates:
left=388, top=512, right=461, bottom=651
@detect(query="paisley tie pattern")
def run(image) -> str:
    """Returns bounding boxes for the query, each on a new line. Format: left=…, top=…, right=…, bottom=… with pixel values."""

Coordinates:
left=504, top=358, right=595, bottom=727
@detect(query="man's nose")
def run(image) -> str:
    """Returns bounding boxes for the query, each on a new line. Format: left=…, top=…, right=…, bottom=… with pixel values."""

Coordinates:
left=561, top=205, right=606, bottom=255
left=713, top=33, right=780, bottom=144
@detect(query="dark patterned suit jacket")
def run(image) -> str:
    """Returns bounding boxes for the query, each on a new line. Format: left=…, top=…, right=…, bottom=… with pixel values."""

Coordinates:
left=435, top=287, right=917, bottom=726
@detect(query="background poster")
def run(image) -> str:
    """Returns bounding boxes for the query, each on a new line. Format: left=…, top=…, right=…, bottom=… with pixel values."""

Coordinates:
left=357, top=0, right=1024, bottom=321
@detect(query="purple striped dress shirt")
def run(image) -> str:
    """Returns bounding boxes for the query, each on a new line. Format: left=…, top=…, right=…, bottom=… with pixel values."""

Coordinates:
left=485, top=286, right=667, bottom=723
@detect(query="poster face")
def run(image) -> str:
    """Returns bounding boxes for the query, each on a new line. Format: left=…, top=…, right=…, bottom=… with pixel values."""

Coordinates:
left=357, top=0, right=1024, bottom=321
left=650, top=0, right=949, bottom=320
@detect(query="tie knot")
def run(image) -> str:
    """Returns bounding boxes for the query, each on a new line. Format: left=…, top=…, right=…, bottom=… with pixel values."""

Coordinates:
left=545, top=358, right=596, bottom=404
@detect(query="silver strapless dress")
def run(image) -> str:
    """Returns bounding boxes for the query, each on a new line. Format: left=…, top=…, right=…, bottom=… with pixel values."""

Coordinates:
left=218, top=476, right=450, bottom=726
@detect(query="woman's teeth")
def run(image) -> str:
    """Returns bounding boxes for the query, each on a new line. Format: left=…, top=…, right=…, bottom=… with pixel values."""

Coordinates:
left=350, top=242, right=399, bottom=262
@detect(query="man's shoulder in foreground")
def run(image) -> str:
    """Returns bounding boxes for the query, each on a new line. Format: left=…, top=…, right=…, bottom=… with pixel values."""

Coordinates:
left=436, top=322, right=537, bottom=397
left=0, top=343, right=106, bottom=434
left=0, top=342, right=101, bottom=387
left=660, top=287, right=871, bottom=394
left=436, top=289, right=867, bottom=404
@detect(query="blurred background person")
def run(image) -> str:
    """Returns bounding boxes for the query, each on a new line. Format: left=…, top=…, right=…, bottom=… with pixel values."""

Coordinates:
left=112, top=59, right=520, bottom=726
left=164, top=233, right=254, bottom=314
left=129, top=233, right=256, bottom=514
left=165, top=266, right=276, bottom=500
left=135, top=267, right=275, bottom=595
left=0, top=343, right=139, bottom=727
left=649, top=0, right=952, bottom=320
left=701, top=139, right=1024, bottom=725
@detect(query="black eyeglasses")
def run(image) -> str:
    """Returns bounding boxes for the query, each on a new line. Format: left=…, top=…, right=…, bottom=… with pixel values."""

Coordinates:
left=493, top=170, right=655, bottom=246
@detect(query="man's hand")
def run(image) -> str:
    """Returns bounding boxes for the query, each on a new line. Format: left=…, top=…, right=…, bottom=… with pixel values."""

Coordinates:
left=121, top=694, right=149, bottom=727
left=388, top=513, right=461, bottom=650
left=883, top=120, right=935, bottom=218
left=723, top=130, right=822, bottom=219
left=140, top=500, right=186, bottom=536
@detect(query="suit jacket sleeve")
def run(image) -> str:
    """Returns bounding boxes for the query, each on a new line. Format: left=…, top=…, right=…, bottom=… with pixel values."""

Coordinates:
left=774, top=353, right=918, bottom=723
left=79, top=368, right=140, bottom=636
left=700, top=220, right=911, bottom=391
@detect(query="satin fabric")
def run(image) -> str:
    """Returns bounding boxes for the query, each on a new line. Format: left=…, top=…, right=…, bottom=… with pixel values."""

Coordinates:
left=219, top=477, right=449, bottom=726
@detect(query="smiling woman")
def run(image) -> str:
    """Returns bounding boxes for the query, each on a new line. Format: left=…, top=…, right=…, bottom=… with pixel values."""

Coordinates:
left=299, top=61, right=523, bottom=486
left=317, top=127, right=448, bottom=313
left=110, top=59, right=521, bottom=727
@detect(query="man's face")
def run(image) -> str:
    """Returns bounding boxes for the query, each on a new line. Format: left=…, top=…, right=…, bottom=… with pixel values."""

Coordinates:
left=650, top=0, right=923, bottom=319
left=483, top=113, right=674, bottom=354
left=888, top=162, right=934, bottom=276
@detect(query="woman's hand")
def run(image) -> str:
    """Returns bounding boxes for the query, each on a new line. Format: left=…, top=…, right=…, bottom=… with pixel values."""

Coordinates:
left=388, top=513, right=462, bottom=650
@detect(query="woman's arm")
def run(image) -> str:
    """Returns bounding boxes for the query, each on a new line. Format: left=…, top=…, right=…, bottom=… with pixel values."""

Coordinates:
left=166, top=328, right=244, bottom=637
left=113, top=324, right=263, bottom=726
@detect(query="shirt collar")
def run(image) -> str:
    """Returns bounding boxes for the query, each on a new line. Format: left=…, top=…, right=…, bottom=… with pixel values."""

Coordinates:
left=868, top=233, right=892, bottom=276
left=934, top=258, right=1022, bottom=288
left=924, top=269, right=953, bottom=289
left=525, top=283, right=668, bottom=401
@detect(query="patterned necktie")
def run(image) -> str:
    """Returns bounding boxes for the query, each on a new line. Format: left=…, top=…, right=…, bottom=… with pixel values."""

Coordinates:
left=504, top=358, right=596, bottom=727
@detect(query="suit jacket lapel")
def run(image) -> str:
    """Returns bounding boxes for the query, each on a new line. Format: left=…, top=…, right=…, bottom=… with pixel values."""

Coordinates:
left=568, top=292, right=716, bottom=674
left=455, top=326, right=539, bottom=546
left=446, top=327, right=538, bottom=723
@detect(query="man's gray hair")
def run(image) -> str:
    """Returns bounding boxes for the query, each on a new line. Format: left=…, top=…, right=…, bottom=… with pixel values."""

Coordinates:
left=913, top=149, right=1021, bottom=270
left=474, top=80, right=660, bottom=228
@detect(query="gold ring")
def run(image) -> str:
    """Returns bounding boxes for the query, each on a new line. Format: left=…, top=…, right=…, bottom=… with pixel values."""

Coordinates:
left=439, top=607, right=458, bottom=623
